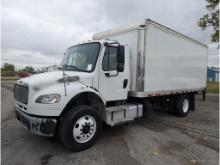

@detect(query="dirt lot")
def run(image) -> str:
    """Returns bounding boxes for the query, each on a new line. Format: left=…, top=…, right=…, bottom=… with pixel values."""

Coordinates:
left=1, top=82, right=219, bottom=165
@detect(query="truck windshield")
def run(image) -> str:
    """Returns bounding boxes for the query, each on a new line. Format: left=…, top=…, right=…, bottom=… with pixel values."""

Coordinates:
left=61, top=42, right=101, bottom=72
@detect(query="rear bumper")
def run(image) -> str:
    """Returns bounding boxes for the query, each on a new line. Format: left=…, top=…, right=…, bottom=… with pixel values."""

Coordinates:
left=15, top=108, right=57, bottom=137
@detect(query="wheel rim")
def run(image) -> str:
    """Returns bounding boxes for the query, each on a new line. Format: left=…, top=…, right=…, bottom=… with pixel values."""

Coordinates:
left=182, top=98, right=189, bottom=113
left=73, top=115, right=97, bottom=143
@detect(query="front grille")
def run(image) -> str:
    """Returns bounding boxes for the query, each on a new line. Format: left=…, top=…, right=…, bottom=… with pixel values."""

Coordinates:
left=14, top=85, right=28, bottom=104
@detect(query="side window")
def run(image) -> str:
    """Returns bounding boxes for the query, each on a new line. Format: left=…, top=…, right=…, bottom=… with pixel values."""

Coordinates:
left=102, top=47, right=117, bottom=71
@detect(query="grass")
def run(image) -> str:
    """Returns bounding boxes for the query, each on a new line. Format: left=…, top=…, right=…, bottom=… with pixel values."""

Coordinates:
left=1, top=77, right=20, bottom=81
left=206, top=82, right=219, bottom=94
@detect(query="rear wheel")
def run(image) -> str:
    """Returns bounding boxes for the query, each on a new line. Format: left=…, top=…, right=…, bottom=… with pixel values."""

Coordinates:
left=174, top=94, right=190, bottom=117
left=59, top=105, right=102, bottom=151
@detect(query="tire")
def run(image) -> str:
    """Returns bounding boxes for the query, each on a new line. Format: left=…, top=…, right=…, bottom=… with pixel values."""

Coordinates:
left=174, top=94, right=190, bottom=117
left=59, top=105, right=102, bottom=151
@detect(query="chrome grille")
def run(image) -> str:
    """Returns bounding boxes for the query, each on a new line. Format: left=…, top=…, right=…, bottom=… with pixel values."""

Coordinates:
left=14, top=85, right=28, bottom=104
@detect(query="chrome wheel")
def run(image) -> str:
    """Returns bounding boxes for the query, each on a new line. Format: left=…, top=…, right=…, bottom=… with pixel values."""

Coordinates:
left=73, top=115, right=97, bottom=143
left=182, top=98, right=189, bottom=113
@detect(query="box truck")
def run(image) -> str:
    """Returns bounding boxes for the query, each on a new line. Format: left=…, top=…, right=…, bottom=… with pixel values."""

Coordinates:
left=14, top=19, right=208, bottom=151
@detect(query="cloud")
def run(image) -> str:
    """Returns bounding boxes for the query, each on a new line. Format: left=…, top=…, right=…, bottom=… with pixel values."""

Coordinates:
left=2, top=0, right=97, bottom=56
left=97, top=0, right=213, bottom=43
left=2, top=0, right=219, bottom=68
left=2, top=49, right=61, bottom=69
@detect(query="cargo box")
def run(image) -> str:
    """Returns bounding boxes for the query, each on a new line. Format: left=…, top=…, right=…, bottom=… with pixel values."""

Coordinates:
left=93, top=19, right=208, bottom=97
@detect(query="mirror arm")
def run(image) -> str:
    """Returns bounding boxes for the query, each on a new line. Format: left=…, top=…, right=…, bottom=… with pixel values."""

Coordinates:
left=105, top=71, right=118, bottom=77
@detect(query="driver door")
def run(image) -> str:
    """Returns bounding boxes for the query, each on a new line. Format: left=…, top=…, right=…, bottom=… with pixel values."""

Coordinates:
left=98, top=46, right=128, bottom=101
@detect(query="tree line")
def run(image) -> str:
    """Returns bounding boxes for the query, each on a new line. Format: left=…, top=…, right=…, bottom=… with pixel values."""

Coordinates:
left=1, top=63, right=35, bottom=77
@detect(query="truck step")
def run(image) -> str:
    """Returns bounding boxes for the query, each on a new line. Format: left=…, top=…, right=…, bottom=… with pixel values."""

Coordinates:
left=105, top=104, right=143, bottom=126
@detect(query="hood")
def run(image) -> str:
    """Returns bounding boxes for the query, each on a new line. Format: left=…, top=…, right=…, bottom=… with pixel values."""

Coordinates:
left=16, top=71, right=93, bottom=89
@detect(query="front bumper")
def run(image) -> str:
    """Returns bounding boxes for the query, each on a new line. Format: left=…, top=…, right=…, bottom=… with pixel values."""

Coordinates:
left=15, top=108, right=57, bottom=137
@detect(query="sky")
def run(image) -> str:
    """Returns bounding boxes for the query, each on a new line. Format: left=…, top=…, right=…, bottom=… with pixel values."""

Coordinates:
left=1, top=0, right=219, bottom=69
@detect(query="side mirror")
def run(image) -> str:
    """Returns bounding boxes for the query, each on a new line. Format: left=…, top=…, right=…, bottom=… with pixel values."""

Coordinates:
left=117, top=46, right=125, bottom=72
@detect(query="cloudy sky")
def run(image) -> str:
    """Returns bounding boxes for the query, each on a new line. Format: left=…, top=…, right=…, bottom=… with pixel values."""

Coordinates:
left=2, top=0, right=219, bottom=69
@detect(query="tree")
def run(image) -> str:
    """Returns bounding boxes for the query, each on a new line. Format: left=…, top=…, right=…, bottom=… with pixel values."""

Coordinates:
left=198, top=0, right=219, bottom=42
left=1, top=63, right=15, bottom=71
left=22, top=66, right=35, bottom=73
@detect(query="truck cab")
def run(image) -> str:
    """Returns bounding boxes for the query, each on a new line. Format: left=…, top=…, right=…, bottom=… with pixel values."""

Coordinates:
left=14, top=40, right=138, bottom=151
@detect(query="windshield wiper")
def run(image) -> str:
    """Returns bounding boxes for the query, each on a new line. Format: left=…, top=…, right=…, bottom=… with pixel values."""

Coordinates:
left=64, top=65, right=86, bottom=72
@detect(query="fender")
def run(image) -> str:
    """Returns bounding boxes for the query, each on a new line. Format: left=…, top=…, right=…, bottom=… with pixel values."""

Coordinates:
left=60, top=83, right=106, bottom=119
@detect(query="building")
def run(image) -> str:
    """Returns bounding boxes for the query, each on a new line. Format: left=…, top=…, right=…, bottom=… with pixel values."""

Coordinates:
left=207, top=67, right=219, bottom=82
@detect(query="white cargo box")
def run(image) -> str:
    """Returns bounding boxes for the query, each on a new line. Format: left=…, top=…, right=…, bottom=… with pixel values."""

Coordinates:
left=93, top=19, right=208, bottom=97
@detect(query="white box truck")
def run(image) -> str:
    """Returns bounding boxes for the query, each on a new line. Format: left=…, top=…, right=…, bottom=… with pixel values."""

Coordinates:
left=14, top=19, right=208, bottom=151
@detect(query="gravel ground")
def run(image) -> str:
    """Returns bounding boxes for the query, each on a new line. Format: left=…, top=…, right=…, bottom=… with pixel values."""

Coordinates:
left=1, top=82, right=219, bottom=165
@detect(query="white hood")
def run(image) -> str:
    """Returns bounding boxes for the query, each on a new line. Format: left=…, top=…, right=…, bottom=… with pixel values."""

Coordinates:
left=16, top=71, right=93, bottom=89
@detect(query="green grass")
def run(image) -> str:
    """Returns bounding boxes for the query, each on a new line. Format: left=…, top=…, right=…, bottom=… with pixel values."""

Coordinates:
left=1, top=77, right=20, bottom=81
left=207, top=82, right=219, bottom=94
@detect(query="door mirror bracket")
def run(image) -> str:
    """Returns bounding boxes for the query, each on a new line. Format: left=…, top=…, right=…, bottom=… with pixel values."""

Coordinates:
left=104, top=70, right=118, bottom=77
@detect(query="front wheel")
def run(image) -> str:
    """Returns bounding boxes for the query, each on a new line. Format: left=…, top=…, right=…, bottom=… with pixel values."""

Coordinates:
left=59, top=105, right=102, bottom=151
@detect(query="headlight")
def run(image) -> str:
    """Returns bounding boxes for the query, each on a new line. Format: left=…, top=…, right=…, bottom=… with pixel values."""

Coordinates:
left=36, top=94, right=61, bottom=104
